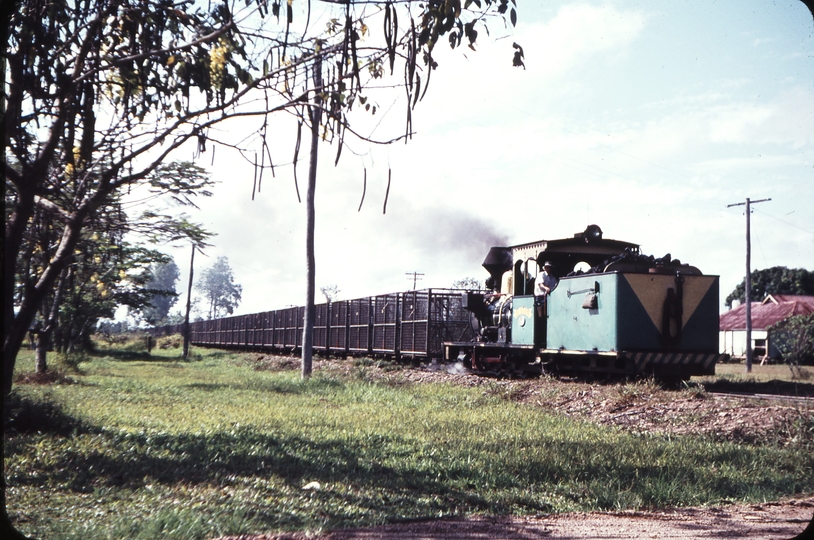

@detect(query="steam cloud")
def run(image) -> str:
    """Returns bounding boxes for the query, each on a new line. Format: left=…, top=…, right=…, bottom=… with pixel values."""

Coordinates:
left=383, top=202, right=510, bottom=263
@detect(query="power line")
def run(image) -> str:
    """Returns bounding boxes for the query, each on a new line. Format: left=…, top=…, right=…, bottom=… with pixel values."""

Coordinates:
left=753, top=207, right=814, bottom=236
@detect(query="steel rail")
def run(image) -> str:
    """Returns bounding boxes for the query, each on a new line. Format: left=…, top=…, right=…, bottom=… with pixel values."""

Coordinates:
left=708, top=391, right=814, bottom=405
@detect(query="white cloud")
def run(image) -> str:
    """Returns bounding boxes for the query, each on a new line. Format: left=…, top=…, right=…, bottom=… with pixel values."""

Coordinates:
left=708, top=104, right=776, bottom=144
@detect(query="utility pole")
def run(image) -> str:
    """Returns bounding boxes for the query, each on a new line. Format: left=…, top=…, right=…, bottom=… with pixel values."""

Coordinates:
left=727, top=197, right=770, bottom=373
left=406, top=272, right=424, bottom=290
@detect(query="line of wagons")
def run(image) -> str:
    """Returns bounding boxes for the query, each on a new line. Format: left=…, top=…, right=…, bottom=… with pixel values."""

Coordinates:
left=152, top=225, right=729, bottom=382
left=151, top=288, right=480, bottom=361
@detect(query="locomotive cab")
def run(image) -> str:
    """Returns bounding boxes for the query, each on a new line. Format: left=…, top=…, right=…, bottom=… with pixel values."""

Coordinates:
left=464, top=225, right=639, bottom=347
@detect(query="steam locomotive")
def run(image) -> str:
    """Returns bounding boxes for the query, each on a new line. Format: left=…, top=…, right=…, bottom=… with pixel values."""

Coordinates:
left=444, top=225, right=725, bottom=381
left=160, top=225, right=725, bottom=381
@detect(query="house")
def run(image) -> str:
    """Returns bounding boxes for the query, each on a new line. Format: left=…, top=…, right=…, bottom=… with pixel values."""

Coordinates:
left=719, top=295, right=814, bottom=360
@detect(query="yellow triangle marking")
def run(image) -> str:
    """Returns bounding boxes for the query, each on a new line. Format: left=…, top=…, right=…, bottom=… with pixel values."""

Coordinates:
left=623, top=274, right=716, bottom=332
left=681, top=276, right=716, bottom=327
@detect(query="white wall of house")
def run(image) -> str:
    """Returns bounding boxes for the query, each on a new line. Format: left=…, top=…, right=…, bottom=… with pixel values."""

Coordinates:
left=720, top=329, right=769, bottom=357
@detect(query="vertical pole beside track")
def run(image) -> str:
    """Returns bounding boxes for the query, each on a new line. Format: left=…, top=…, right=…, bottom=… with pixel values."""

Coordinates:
left=727, top=197, right=770, bottom=373
left=183, top=244, right=195, bottom=361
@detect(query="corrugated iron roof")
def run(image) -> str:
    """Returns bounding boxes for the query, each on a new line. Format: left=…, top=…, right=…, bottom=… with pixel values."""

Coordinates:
left=720, top=295, right=814, bottom=331
left=765, top=294, right=814, bottom=310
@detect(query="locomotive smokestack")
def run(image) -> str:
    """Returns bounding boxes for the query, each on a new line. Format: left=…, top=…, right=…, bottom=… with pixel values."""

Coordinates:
left=482, top=247, right=512, bottom=289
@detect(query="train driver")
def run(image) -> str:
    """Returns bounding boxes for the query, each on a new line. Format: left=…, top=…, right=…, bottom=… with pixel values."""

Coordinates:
left=535, top=261, right=558, bottom=316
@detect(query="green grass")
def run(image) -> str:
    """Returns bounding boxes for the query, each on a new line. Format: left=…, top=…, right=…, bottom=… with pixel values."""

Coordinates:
left=6, top=346, right=814, bottom=539
left=710, top=362, right=811, bottom=382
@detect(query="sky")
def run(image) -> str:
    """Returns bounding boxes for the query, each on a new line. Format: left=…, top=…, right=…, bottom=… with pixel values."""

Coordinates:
left=145, top=0, right=814, bottom=319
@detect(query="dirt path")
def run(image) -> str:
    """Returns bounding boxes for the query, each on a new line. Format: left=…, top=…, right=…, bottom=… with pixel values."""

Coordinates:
left=219, top=496, right=814, bottom=539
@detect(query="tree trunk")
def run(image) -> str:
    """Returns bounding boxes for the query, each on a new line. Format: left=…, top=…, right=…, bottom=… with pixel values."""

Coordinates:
left=34, top=266, right=69, bottom=374
left=35, top=333, right=48, bottom=374
left=3, top=188, right=37, bottom=395
left=301, top=58, right=323, bottom=379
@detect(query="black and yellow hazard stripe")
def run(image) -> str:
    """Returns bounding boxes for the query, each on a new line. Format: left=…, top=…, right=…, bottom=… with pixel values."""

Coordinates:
left=625, top=350, right=721, bottom=375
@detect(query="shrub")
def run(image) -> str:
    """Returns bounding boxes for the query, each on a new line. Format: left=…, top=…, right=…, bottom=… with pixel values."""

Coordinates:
left=770, top=313, right=814, bottom=367
left=53, top=350, right=89, bottom=373
left=157, top=334, right=183, bottom=349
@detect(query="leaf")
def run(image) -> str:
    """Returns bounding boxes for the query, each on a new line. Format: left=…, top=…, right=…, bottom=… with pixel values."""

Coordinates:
left=413, top=74, right=421, bottom=109
left=512, top=42, right=525, bottom=69
left=510, top=8, right=517, bottom=27
left=464, top=21, right=477, bottom=46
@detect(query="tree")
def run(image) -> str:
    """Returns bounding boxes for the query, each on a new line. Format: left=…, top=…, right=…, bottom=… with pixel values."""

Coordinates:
left=7, top=157, right=211, bottom=374
left=139, top=260, right=182, bottom=326
left=725, top=267, right=814, bottom=308
left=54, top=241, right=173, bottom=353
left=195, top=256, right=242, bottom=320
left=769, top=314, right=814, bottom=372
left=452, top=277, right=483, bottom=290
left=320, top=285, right=341, bottom=303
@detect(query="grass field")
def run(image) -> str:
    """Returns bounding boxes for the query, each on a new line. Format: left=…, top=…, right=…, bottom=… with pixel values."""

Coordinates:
left=5, top=343, right=814, bottom=539
left=707, top=361, right=811, bottom=382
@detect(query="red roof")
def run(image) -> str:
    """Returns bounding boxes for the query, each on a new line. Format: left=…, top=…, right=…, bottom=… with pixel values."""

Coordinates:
left=720, top=295, right=814, bottom=331
left=766, top=295, right=814, bottom=310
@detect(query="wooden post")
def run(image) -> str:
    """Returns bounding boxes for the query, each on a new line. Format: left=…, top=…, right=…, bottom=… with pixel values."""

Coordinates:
left=727, top=197, right=770, bottom=373
left=183, top=244, right=195, bottom=361
left=301, top=54, right=322, bottom=378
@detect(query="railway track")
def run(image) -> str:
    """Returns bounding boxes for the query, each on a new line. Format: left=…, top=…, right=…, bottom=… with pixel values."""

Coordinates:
left=708, top=390, right=814, bottom=405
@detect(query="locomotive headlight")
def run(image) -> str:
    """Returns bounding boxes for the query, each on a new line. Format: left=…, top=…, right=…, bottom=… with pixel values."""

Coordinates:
left=583, top=224, right=603, bottom=243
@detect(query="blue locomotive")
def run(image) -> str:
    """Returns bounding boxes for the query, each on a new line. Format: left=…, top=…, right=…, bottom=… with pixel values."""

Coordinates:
left=444, top=225, right=726, bottom=381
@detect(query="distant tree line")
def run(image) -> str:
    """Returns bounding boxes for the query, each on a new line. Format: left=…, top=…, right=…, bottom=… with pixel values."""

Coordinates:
left=725, top=267, right=814, bottom=308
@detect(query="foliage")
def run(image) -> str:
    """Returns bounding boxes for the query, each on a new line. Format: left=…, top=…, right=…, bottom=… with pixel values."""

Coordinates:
left=320, top=284, right=340, bottom=303
left=452, top=277, right=483, bottom=289
left=96, top=319, right=134, bottom=336
left=195, top=256, right=242, bottom=319
left=56, top=240, right=169, bottom=352
left=5, top=150, right=211, bottom=392
left=725, top=267, right=814, bottom=308
left=6, top=349, right=814, bottom=538
left=4, top=0, right=523, bottom=394
left=769, top=313, right=814, bottom=367
left=10, top=171, right=194, bottom=355
left=156, top=334, right=183, bottom=350
left=52, top=350, right=91, bottom=374
left=138, top=260, right=182, bottom=326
